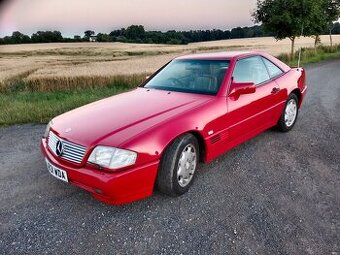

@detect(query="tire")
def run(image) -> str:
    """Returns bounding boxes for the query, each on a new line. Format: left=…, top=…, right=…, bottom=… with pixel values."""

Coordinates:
left=277, top=93, right=299, bottom=132
left=157, top=134, right=199, bottom=196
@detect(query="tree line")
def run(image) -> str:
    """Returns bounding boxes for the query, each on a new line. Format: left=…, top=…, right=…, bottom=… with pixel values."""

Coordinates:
left=2, top=22, right=340, bottom=46
left=0, top=25, right=273, bottom=45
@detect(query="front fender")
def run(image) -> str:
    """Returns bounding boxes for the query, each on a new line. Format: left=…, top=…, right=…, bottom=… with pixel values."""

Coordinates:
left=116, top=98, right=225, bottom=166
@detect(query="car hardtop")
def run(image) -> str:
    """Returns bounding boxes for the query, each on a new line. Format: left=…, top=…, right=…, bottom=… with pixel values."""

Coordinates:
left=175, top=51, right=291, bottom=72
left=175, top=51, right=260, bottom=61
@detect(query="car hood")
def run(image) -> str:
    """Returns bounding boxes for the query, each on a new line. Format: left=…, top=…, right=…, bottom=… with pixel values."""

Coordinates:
left=51, top=88, right=213, bottom=147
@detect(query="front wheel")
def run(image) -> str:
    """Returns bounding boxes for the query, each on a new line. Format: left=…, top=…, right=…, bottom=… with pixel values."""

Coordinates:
left=277, top=93, right=299, bottom=132
left=157, top=134, right=199, bottom=196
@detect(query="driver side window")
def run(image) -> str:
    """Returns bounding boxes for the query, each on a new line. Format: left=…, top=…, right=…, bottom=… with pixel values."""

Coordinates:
left=233, top=56, right=270, bottom=85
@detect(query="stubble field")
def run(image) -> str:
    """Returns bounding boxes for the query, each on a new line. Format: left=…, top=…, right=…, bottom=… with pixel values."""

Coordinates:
left=1, top=35, right=340, bottom=92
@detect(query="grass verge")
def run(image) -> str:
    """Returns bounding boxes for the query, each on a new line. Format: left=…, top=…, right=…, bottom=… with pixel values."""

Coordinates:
left=0, top=86, right=132, bottom=126
left=278, top=44, right=340, bottom=66
left=1, top=44, right=340, bottom=126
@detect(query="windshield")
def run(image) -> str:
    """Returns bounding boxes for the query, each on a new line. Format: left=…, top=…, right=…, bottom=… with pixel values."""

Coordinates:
left=144, top=59, right=229, bottom=95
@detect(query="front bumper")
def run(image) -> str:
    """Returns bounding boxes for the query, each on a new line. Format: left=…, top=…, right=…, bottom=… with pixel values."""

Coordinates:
left=40, top=139, right=159, bottom=205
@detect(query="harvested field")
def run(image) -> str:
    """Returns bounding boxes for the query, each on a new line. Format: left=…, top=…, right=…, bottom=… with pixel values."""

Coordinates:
left=1, top=35, right=340, bottom=92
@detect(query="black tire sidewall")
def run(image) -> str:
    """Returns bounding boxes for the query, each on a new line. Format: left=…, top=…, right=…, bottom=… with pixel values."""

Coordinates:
left=278, top=93, right=299, bottom=132
left=171, top=135, right=199, bottom=195
left=157, top=134, right=199, bottom=196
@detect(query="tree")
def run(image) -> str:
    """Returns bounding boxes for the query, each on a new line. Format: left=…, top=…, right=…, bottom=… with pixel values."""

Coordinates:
left=11, top=31, right=31, bottom=43
left=126, top=25, right=145, bottom=40
left=3, top=36, right=13, bottom=44
left=253, top=0, right=327, bottom=58
left=73, top=35, right=82, bottom=41
left=323, top=0, right=340, bottom=46
left=84, top=30, right=95, bottom=39
left=231, top=27, right=245, bottom=38
left=96, top=33, right=111, bottom=42
left=304, top=0, right=328, bottom=48
left=334, top=22, right=340, bottom=34
left=31, top=31, right=63, bottom=43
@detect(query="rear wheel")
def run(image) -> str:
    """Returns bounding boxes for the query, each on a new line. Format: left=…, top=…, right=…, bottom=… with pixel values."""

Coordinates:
left=277, top=93, right=299, bottom=132
left=157, top=134, right=199, bottom=196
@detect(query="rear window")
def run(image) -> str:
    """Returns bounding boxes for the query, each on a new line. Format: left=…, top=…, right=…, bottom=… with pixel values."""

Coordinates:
left=262, top=57, right=283, bottom=78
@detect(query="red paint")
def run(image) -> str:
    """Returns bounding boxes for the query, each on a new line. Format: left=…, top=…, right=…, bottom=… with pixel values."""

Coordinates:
left=40, top=51, right=307, bottom=204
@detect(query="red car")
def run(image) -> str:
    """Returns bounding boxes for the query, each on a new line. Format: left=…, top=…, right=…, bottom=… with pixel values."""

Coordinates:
left=41, top=51, right=307, bottom=204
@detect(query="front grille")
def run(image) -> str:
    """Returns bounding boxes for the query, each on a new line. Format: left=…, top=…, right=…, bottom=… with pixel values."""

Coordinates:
left=48, top=131, right=87, bottom=164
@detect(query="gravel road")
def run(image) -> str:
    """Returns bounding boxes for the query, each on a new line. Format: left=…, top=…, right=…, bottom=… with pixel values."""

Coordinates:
left=0, top=59, right=339, bottom=255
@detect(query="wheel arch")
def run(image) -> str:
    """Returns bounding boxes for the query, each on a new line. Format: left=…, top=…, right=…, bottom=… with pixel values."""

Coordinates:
left=155, top=130, right=207, bottom=195
left=159, top=130, right=207, bottom=164
left=188, top=131, right=206, bottom=163
left=291, top=88, right=302, bottom=108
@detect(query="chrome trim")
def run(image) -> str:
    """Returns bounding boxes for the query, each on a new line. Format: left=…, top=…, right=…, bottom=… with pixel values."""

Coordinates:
left=47, top=131, right=87, bottom=164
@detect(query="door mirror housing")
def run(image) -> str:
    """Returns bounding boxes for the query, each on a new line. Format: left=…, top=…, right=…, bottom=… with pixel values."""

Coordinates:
left=229, top=82, right=256, bottom=98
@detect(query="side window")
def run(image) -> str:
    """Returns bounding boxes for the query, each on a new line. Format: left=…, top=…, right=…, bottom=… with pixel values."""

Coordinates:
left=233, top=56, right=270, bottom=85
left=262, top=57, right=283, bottom=78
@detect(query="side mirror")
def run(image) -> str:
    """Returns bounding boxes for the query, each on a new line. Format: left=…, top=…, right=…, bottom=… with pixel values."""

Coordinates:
left=145, top=75, right=150, bottom=80
left=229, top=81, right=256, bottom=98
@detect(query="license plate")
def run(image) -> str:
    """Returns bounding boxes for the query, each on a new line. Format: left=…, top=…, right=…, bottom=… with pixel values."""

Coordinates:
left=45, top=158, right=68, bottom=182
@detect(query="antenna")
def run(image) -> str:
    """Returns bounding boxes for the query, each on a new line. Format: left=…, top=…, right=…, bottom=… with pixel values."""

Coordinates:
left=297, top=0, right=305, bottom=68
left=297, top=24, right=304, bottom=68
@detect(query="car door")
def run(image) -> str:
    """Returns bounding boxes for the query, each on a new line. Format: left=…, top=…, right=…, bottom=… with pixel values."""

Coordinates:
left=226, top=56, right=282, bottom=144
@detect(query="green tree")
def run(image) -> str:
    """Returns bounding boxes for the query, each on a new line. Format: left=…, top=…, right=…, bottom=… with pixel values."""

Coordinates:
left=304, top=0, right=328, bottom=48
left=126, top=25, right=145, bottom=40
left=11, top=31, right=31, bottom=43
left=84, top=30, right=95, bottom=39
left=96, top=33, right=111, bottom=42
left=73, top=35, right=82, bottom=41
left=323, top=0, right=340, bottom=46
left=31, top=31, right=63, bottom=43
left=231, top=27, right=245, bottom=38
left=253, top=0, right=326, bottom=58
left=3, top=36, right=13, bottom=44
left=334, top=22, right=340, bottom=34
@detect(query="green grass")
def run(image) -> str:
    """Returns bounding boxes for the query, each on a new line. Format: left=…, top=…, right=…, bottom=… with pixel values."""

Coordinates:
left=0, top=86, right=131, bottom=126
left=1, top=44, right=340, bottom=126
left=278, top=44, right=340, bottom=66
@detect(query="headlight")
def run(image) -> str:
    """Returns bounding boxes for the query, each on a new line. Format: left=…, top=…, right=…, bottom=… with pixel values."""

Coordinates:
left=88, top=146, right=137, bottom=170
left=43, top=120, right=53, bottom=138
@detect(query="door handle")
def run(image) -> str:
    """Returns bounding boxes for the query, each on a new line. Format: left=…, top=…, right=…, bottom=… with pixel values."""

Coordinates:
left=271, top=87, right=280, bottom=94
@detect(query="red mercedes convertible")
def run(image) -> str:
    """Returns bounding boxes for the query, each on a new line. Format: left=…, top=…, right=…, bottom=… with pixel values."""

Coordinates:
left=41, top=51, right=307, bottom=204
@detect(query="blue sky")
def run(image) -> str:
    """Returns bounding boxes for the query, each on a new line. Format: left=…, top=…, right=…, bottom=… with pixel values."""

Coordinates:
left=0, top=0, right=257, bottom=37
